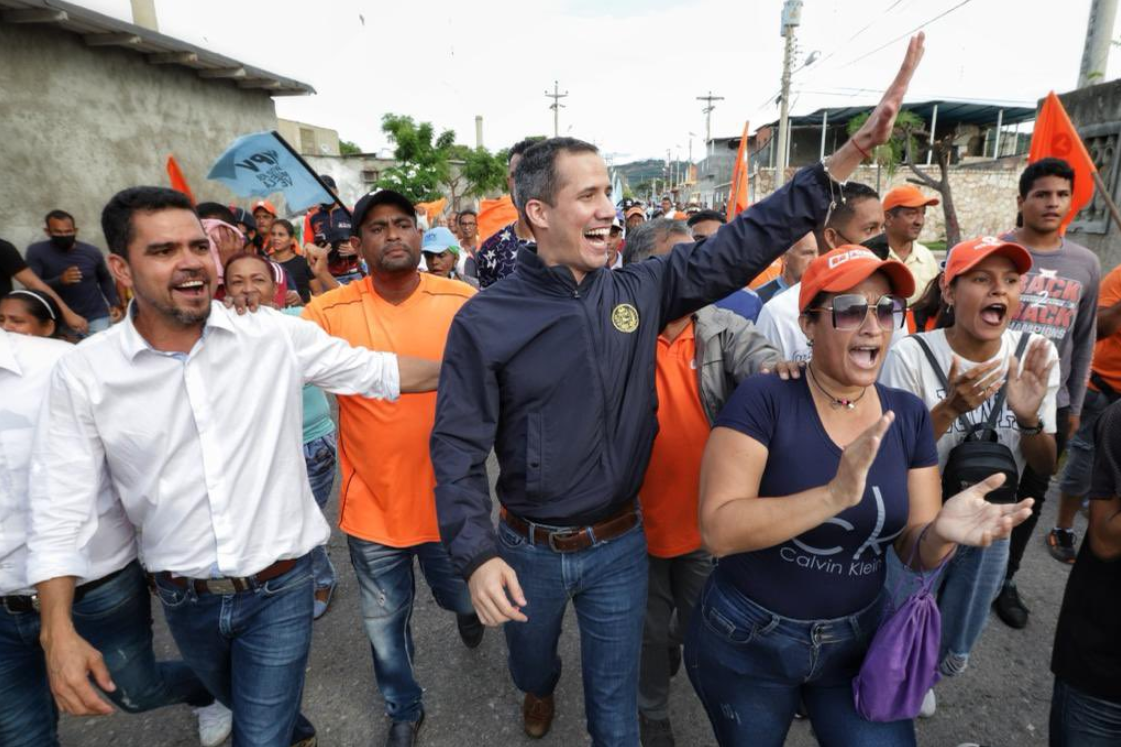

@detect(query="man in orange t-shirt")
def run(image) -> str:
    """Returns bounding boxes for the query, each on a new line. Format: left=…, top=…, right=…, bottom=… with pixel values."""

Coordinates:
left=302, top=189, right=478, bottom=747
left=622, top=219, right=781, bottom=744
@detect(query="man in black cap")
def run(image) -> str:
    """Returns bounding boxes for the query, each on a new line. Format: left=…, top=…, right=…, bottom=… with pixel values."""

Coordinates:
left=302, top=176, right=359, bottom=283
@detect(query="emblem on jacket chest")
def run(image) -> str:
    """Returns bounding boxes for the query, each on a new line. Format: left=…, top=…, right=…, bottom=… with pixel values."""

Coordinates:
left=612, top=303, right=639, bottom=333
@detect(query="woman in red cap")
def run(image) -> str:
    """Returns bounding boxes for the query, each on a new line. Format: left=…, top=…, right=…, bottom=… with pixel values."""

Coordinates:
left=685, top=245, right=1035, bottom=745
left=880, top=237, right=1058, bottom=717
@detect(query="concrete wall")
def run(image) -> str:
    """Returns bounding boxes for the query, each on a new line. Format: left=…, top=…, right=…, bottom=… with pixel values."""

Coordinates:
left=752, top=159, right=1027, bottom=245
left=0, top=22, right=279, bottom=253
left=277, top=118, right=341, bottom=157
left=1060, top=82, right=1121, bottom=268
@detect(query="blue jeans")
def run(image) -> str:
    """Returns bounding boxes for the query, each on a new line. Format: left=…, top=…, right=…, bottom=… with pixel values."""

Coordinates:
left=497, top=516, right=648, bottom=747
left=347, top=536, right=475, bottom=722
left=304, top=432, right=338, bottom=591
left=0, top=561, right=211, bottom=747
left=153, top=555, right=316, bottom=747
left=936, top=539, right=1009, bottom=676
left=685, top=573, right=915, bottom=747
left=85, top=315, right=111, bottom=335
left=1051, top=677, right=1121, bottom=746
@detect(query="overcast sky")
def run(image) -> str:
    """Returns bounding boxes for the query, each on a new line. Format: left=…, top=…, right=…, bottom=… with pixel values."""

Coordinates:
left=82, top=0, right=1121, bottom=163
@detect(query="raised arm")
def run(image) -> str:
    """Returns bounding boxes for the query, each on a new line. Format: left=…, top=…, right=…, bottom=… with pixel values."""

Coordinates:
left=280, top=310, right=402, bottom=399
left=651, top=34, right=926, bottom=325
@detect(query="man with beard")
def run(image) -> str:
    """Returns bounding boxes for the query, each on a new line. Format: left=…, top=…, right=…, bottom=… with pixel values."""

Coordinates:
left=302, top=190, right=480, bottom=747
left=28, top=187, right=440, bottom=747
left=27, top=210, right=122, bottom=334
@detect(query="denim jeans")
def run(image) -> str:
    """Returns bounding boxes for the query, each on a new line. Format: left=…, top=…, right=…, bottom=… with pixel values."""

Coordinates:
left=497, top=516, right=648, bottom=747
left=0, top=561, right=212, bottom=747
left=153, top=554, right=316, bottom=747
left=1059, top=389, right=1113, bottom=498
left=303, top=431, right=338, bottom=592
left=85, top=315, right=111, bottom=335
left=685, top=573, right=915, bottom=747
left=639, top=549, right=712, bottom=720
left=1051, top=677, right=1121, bottom=746
left=347, top=537, right=475, bottom=723
left=935, top=538, right=1009, bottom=676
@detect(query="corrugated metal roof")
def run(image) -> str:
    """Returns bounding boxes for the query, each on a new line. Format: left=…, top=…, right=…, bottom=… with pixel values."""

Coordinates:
left=0, top=0, right=314, bottom=96
left=759, top=99, right=1035, bottom=130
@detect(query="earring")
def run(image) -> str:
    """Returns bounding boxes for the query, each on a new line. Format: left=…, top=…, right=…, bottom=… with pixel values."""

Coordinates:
left=807, top=339, right=814, bottom=347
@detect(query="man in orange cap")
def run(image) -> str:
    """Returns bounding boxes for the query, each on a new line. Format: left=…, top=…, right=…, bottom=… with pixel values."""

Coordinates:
left=882, top=184, right=940, bottom=303
left=251, top=199, right=277, bottom=250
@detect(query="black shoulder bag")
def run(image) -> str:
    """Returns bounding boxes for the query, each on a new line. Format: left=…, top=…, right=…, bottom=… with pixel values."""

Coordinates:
left=911, top=333, right=1031, bottom=504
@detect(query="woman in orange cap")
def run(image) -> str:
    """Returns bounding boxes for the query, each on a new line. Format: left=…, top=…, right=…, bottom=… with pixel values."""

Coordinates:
left=880, top=237, right=1058, bottom=717
left=685, top=245, right=1035, bottom=745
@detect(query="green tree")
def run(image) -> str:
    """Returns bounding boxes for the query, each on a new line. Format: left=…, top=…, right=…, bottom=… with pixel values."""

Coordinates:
left=339, top=139, right=361, bottom=155
left=846, top=109, right=924, bottom=182
left=376, top=114, right=455, bottom=203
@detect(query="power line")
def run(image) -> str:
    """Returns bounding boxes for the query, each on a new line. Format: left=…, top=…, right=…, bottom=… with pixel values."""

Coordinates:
left=837, top=0, right=978, bottom=69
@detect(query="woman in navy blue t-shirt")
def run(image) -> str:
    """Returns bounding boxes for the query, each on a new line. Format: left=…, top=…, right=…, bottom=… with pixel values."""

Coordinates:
left=684, top=247, right=1035, bottom=746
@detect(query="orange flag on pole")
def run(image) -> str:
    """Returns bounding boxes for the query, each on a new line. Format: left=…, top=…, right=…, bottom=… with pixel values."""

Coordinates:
left=1028, top=92, right=1096, bottom=234
left=166, top=155, right=195, bottom=206
left=415, top=197, right=447, bottom=224
left=726, top=121, right=750, bottom=223
left=478, top=195, right=519, bottom=244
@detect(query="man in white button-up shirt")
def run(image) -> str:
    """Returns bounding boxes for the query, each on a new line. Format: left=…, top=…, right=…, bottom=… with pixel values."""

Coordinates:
left=1, top=328, right=229, bottom=747
left=28, top=187, right=439, bottom=747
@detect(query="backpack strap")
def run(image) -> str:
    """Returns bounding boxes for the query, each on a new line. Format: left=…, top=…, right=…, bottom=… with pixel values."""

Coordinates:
left=984, top=332, right=1032, bottom=430
left=911, top=335, right=974, bottom=433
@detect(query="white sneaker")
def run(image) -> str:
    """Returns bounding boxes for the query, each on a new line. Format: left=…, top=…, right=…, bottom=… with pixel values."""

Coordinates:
left=919, top=688, right=936, bottom=718
left=195, top=701, right=233, bottom=747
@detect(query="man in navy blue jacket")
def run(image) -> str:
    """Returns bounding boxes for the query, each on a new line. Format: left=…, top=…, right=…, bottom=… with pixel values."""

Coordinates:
left=431, top=36, right=925, bottom=745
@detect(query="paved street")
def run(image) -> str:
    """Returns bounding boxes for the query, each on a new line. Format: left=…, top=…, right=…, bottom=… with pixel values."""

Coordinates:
left=60, top=458, right=1073, bottom=747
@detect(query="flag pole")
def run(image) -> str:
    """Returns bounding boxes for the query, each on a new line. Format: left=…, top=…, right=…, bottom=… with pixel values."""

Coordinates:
left=1091, top=171, right=1121, bottom=232
left=271, top=131, right=352, bottom=218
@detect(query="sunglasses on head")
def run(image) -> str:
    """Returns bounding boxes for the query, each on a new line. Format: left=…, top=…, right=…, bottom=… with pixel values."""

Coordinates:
left=809, top=294, right=906, bottom=331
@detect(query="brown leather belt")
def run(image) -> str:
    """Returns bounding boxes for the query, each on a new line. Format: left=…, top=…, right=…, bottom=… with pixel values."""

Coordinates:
left=2, top=563, right=131, bottom=614
left=500, top=504, right=639, bottom=553
left=149, top=558, right=298, bottom=596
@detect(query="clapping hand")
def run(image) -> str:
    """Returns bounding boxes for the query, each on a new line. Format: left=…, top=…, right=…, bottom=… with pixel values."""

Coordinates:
left=1006, top=338, right=1056, bottom=424
left=934, top=473, right=1034, bottom=547
left=828, top=412, right=895, bottom=510
left=940, top=357, right=1003, bottom=418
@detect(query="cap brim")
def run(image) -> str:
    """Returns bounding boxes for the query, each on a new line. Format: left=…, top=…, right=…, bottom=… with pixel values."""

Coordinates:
left=949, top=243, right=1032, bottom=280
left=816, top=259, right=916, bottom=307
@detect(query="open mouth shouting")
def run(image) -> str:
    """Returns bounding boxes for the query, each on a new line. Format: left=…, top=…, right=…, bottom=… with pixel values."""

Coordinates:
left=583, top=226, right=611, bottom=255
left=848, top=343, right=882, bottom=370
left=979, top=302, right=1007, bottom=327
left=172, top=276, right=209, bottom=300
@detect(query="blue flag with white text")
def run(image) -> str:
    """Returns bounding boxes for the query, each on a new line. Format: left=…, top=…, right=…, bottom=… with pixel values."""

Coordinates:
left=207, top=131, right=334, bottom=212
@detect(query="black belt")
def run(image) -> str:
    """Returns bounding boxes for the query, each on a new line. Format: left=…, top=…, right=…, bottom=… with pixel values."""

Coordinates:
left=2, top=564, right=131, bottom=615
left=1091, top=372, right=1120, bottom=403
left=147, top=558, right=298, bottom=596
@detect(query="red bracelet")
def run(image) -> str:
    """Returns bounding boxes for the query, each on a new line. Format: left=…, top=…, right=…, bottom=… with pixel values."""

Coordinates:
left=852, top=137, right=872, bottom=160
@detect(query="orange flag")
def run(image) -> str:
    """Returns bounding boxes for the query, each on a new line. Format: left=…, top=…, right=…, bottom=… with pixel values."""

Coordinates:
left=726, top=121, right=750, bottom=223
left=1028, top=92, right=1096, bottom=234
left=415, top=197, right=447, bottom=224
left=166, top=155, right=195, bottom=206
left=478, top=195, right=519, bottom=244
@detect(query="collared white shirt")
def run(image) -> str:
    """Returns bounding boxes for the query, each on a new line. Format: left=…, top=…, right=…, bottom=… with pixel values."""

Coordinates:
left=888, top=240, right=940, bottom=304
left=27, top=302, right=400, bottom=582
left=1, top=329, right=136, bottom=595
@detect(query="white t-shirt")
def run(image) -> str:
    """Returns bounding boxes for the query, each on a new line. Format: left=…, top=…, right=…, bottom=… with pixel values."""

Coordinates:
left=755, top=281, right=909, bottom=363
left=880, top=328, right=1060, bottom=474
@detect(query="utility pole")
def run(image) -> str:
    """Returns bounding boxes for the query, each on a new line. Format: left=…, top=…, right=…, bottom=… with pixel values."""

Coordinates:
left=696, top=91, right=725, bottom=146
left=1078, top=0, right=1119, bottom=88
left=545, top=80, right=569, bottom=138
left=774, top=0, right=802, bottom=189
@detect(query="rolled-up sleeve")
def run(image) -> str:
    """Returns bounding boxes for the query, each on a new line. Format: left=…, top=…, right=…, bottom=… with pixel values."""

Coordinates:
left=26, top=357, right=105, bottom=585
left=431, top=314, right=500, bottom=579
left=278, top=310, right=400, bottom=400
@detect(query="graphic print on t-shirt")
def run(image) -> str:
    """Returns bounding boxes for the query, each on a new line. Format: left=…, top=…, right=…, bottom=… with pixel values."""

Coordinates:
left=782, top=485, right=905, bottom=579
left=1012, top=269, right=1083, bottom=343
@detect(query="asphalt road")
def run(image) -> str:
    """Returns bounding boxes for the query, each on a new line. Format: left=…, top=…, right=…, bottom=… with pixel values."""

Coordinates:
left=59, top=459, right=1075, bottom=747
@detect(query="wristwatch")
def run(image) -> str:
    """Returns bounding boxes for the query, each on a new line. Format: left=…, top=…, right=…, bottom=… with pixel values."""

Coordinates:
left=1016, top=419, right=1044, bottom=436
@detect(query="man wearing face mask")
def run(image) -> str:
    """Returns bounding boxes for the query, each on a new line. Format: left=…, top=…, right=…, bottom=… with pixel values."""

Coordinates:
left=26, top=210, right=121, bottom=334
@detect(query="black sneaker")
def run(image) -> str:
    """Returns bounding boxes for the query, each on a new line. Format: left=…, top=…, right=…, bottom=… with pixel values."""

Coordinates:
left=457, top=612, right=485, bottom=649
left=993, top=581, right=1029, bottom=629
left=1047, top=528, right=1078, bottom=564
left=385, top=713, right=424, bottom=747
left=639, top=713, right=675, bottom=747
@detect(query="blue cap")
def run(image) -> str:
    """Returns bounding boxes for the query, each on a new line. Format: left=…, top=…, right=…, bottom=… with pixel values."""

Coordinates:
left=422, top=227, right=460, bottom=256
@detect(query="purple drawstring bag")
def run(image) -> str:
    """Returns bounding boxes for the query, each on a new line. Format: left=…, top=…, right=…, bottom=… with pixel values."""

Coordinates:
left=852, top=527, right=948, bottom=722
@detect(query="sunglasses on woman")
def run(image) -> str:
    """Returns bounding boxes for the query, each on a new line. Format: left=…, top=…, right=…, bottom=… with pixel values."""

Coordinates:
left=808, top=294, right=906, bottom=331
